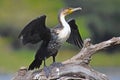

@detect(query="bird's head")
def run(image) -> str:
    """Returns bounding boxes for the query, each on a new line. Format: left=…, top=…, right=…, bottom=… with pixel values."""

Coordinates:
left=61, top=7, right=82, bottom=16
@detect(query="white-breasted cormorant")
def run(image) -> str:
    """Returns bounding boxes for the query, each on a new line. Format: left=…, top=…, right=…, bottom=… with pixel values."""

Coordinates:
left=19, top=7, right=83, bottom=70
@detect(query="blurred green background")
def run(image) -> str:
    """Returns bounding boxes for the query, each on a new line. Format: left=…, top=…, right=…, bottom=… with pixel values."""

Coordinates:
left=0, top=0, right=120, bottom=73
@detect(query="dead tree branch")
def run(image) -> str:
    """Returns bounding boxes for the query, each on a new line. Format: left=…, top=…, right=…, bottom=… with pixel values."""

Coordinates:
left=13, top=37, right=120, bottom=80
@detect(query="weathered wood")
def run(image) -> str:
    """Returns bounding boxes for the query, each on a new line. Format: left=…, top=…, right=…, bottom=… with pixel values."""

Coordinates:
left=13, top=37, right=120, bottom=80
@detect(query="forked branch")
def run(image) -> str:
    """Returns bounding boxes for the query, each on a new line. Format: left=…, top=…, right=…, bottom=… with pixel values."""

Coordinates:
left=13, top=37, right=120, bottom=80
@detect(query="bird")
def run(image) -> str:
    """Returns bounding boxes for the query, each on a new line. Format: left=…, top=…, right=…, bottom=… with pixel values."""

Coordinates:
left=18, top=7, right=83, bottom=70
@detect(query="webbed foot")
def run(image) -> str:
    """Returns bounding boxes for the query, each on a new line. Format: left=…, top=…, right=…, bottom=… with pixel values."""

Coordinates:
left=43, top=66, right=50, bottom=78
left=50, top=62, right=63, bottom=68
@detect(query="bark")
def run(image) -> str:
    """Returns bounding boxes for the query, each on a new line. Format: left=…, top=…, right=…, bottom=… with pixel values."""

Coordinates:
left=13, top=37, right=120, bottom=80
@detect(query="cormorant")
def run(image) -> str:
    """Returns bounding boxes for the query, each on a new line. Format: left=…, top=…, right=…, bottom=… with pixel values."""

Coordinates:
left=19, top=7, right=83, bottom=70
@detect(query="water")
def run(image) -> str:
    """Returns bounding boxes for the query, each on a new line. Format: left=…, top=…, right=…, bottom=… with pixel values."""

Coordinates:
left=94, top=67, right=120, bottom=80
left=0, top=73, right=12, bottom=80
left=0, top=67, right=120, bottom=80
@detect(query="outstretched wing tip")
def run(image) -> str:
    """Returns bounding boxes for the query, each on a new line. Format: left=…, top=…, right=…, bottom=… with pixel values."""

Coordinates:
left=38, top=14, right=46, bottom=19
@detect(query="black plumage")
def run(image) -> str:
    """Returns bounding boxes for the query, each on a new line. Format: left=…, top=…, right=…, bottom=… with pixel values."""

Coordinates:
left=67, top=19, right=83, bottom=48
left=18, top=15, right=50, bottom=45
left=19, top=7, right=83, bottom=70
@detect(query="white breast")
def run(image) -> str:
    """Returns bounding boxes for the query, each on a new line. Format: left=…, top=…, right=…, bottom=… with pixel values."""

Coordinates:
left=58, top=22, right=71, bottom=42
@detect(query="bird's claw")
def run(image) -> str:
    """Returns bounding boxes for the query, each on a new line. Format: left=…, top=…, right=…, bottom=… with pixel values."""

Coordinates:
left=51, top=62, right=63, bottom=68
left=43, top=66, right=50, bottom=78
left=43, top=62, right=63, bottom=78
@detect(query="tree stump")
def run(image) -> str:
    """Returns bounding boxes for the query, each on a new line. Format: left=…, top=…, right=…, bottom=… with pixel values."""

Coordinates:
left=13, top=37, right=120, bottom=80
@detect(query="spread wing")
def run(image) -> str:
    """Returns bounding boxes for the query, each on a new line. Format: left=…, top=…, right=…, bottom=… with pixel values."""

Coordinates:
left=67, top=19, right=83, bottom=48
left=18, top=15, right=51, bottom=45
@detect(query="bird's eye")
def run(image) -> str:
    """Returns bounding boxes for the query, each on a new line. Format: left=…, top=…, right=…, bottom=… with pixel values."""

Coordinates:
left=68, top=8, right=72, bottom=11
left=65, top=8, right=71, bottom=12
left=63, top=8, right=73, bottom=15
left=67, top=8, right=73, bottom=13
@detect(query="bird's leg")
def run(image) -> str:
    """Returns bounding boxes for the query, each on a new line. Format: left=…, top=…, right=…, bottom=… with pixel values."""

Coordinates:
left=43, top=58, right=46, bottom=67
left=51, top=55, right=63, bottom=68
left=53, top=55, right=56, bottom=63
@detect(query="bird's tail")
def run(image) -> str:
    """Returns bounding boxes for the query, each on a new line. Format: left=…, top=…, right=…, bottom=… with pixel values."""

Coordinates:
left=28, top=58, right=42, bottom=70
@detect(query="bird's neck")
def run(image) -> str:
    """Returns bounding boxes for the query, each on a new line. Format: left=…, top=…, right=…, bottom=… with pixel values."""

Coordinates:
left=57, top=13, right=71, bottom=42
left=58, top=14, right=69, bottom=29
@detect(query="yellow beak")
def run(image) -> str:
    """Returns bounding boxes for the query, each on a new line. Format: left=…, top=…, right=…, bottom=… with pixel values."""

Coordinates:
left=67, top=7, right=82, bottom=14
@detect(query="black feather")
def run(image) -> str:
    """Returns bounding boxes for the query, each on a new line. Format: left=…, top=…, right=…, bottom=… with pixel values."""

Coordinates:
left=67, top=19, right=83, bottom=48
left=28, top=41, right=49, bottom=70
left=18, top=15, right=51, bottom=45
left=19, top=15, right=51, bottom=70
left=28, top=58, right=42, bottom=70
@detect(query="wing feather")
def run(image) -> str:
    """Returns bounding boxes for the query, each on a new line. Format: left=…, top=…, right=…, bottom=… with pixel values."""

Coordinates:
left=18, top=15, right=51, bottom=45
left=67, top=19, right=83, bottom=48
